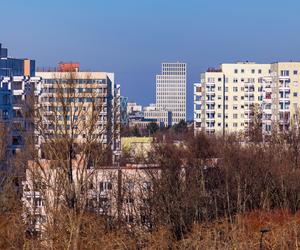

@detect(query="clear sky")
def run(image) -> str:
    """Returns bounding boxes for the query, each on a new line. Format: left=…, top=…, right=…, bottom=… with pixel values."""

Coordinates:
left=1, top=0, right=300, bottom=119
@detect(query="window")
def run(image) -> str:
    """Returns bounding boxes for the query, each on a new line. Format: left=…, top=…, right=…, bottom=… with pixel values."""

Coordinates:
left=218, top=78, right=222, bottom=82
left=233, top=123, right=238, bottom=127
left=294, top=92, right=298, bottom=97
left=218, top=86, right=222, bottom=91
left=281, top=70, right=289, bottom=76
left=225, top=87, right=228, bottom=92
left=233, top=96, right=238, bottom=101
left=100, top=182, right=112, bottom=192
left=233, top=87, right=238, bottom=92
left=12, top=81, right=22, bottom=90
left=234, top=69, right=238, bottom=74
left=225, top=96, right=228, bottom=101
left=294, top=70, right=298, bottom=75
left=251, top=69, right=255, bottom=74
left=233, top=114, right=238, bottom=119
left=218, top=113, right=222, bottom=118
left=241, top=69, right=245, bottom=73
left=258, top=69, right=262, bottom=74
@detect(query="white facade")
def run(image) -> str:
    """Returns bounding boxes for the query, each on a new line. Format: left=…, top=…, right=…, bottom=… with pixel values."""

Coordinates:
left=156, top=62, right=186, bottom=125
left=127, top=102, right=142, bottom=114
left=143, top=104, right=172, bottom=127
left=194, top=62, right=300, bottom=137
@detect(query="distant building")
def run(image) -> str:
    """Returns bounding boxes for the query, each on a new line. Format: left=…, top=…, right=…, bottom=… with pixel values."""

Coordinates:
left=127, top=102, right=142, bottom=114
left=120, top=96, right=128, bottom=125
left=156, top=62, right=186, bottom=125
left=143, top=104, right=172, bottom=127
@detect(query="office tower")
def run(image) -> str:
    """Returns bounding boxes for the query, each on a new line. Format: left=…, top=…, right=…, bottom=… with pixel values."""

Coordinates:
left=156, top=62, right=186, bottom=125
left=36, top=63, right=121, bottom=164
left=194, top=61, right=300, bottom=137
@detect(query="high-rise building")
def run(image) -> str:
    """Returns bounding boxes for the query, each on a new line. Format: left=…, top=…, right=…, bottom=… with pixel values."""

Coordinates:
left=194, top=62, right=300, bottom=137
left=262, top=62, right=300, bottom=136
left=156, top=62, right=186, bottom=125
left=0, top=43, right=35, bottom=77
left=0, top=44, right=40, bottom=155
left=0, top=76, right=42, bottom=154
left=36, top=63, right=121, bottom=164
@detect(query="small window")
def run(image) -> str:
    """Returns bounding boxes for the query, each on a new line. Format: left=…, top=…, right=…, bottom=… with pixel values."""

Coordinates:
left=294, top=92, right=298, bottom=97
left=234, top=69, right=238, bottom=74
left=294, top=70, right=298, bottom=75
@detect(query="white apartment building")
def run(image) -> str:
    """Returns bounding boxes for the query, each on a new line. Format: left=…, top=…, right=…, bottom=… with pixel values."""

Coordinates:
left=22, top=161, right=158, bottom=232
left=194, top=62, right=300, bottom=137
left=156, top=62, right=186, bottom=125
left=262, top=62, right=300, bottom=136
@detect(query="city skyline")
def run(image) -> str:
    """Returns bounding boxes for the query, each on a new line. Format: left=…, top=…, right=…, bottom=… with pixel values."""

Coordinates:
left=2, top=0, right=300, bottom=119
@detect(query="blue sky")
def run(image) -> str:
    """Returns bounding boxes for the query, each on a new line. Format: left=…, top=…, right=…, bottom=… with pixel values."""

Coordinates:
left=1, top=0, right=300, bottom=119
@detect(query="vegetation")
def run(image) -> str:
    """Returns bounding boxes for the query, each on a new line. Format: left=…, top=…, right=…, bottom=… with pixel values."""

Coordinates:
left=2, top=74, right=300, bottom=248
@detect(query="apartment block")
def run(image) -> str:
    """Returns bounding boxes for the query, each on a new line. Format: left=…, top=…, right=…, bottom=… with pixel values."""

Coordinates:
left=262, top=62, right=300, bottom=136
left=156, top=62, right=186, bottom=125
left=0, top=76, right=42, bottom=154
left=22, top=162, right=157, bottom=231
left=0, top=44, right=40, bottom=155
left=0, top=43, right=35, bottom=77
left=36, top=63, right=121, bottom=163
left=195, top=62, right=300, bottom=136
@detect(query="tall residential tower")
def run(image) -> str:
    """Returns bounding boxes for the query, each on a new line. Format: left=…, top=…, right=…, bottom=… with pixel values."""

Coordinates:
left=194, top=62, right=300, bottom=137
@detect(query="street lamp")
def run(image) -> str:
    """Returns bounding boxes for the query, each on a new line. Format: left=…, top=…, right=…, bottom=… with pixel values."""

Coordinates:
left=259, top=227, right=271, bottom=250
